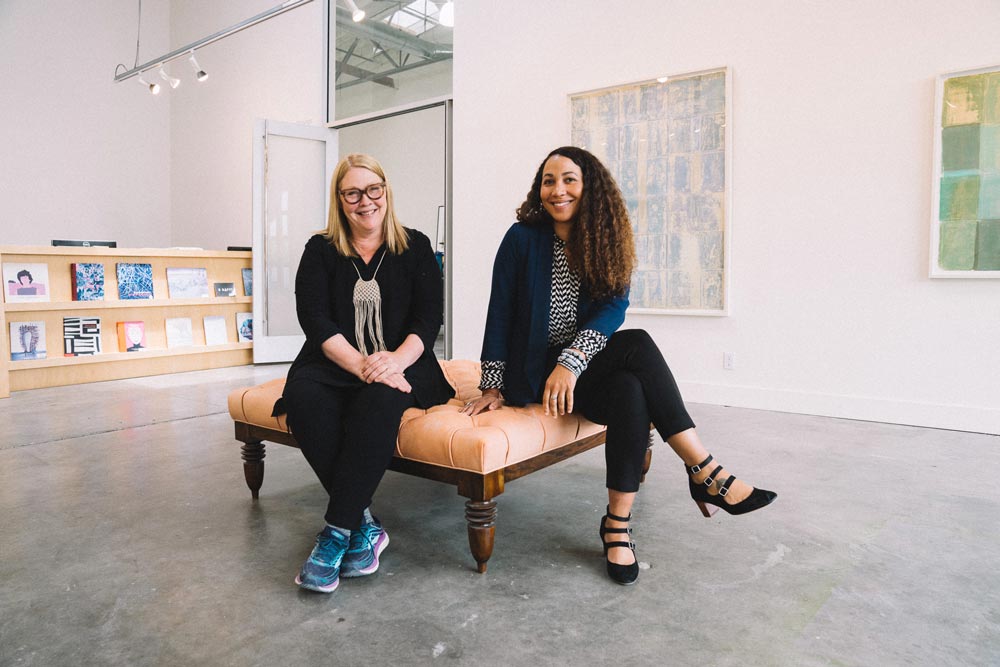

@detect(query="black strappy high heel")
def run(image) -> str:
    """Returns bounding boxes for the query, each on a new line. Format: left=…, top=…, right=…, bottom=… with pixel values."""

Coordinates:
left=686, top=455, right=777, bottom=517
left=599, top=506, right=639, bottom=586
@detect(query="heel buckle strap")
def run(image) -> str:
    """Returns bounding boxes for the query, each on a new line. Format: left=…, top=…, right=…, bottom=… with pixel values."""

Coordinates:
left=717, top=475, right=735, bottom=497
left=605, top=508, right=632, bottom=523
left=687, top=454, right=714, bottom=475
left=701, top=464, right=724, bottom=488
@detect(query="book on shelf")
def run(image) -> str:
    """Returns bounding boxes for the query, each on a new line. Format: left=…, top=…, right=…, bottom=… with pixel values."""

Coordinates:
left=63, top=317, right=102, bottom=356
left=165, top=317, right=194, bottom=348
left=3, top=262, right=50, bottom=303
left=241, top=268, right=253, bottom=296
left=9, top=321, right=47, bottom=360
left=213, top=282, right=235, bottom=297
left=116, top=263, right=154, bottom=300
left=116, top=321, right=146, bottom=352
left=203, top=315, right=228, bottom=346
left=236, top=312, right=253, bottom=342
left=166, top=267, right=210, bottom=298
left=71, top=263, right=105, bottom=301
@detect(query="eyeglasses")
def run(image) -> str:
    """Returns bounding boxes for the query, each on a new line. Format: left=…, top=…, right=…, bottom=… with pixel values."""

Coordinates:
left=339, top=182, right=386, bottom=204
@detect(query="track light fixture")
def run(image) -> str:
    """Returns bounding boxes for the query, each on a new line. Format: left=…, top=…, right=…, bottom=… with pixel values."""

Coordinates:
left=344, top=0, right=365, bottom=22
left=188, top=51, right=208, bottom=82
left=138, top=75, right=160, bottom=94
left=158, top=65, right=181, bottom=89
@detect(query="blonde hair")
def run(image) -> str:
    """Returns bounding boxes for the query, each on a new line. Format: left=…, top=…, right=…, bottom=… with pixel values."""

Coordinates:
left=321, top=153, right=409, bottom=256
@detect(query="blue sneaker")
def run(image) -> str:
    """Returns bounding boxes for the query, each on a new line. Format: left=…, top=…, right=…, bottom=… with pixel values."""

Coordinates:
left=295, top=525, right=349, bottom=593
left=341, top=515, right=390, bottom=578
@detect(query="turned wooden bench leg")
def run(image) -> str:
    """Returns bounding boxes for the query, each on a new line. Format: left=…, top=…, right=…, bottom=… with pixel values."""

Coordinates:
left=465, top=499, right=497, bottom=574
left=241, top=440, right=266, bottom=499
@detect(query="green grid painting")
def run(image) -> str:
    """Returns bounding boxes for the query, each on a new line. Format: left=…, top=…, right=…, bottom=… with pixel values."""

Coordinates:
left=936, top=68, right=1000, bottom=273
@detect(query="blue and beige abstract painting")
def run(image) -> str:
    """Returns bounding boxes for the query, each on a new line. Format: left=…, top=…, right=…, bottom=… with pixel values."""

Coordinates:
left=116, top=263, right=154, bottom=299
left=572, top=69, right=728, bottom=310
left=936, top=67, right=1000, bottom=273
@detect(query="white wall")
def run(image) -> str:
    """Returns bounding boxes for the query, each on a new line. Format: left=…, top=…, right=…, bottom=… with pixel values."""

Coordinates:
left=452, top=0, right=1000, bottom=434
left=0, top=0, right=172, bottom=248
left=169, top=0, right=325, bottom=250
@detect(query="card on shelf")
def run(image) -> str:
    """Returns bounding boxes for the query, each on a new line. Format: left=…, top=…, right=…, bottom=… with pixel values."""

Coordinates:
left=166, top=267, right=210, bottom=298
left=63, top=317, right=102, bottom=356
left=165, top=317, right=194, bottom=348
left=71, top=263, right=105, bottom=301
left=3, top=262, right=50, bottom=303
left=241, top=268, right=253, bottom=296
left=116, top=321, right=146, bottom=352
left=9, top=321, right=46, bottom=360
left=116, top=263, right=154, bottom=299
left=203, top=315, right=228, bottom=346
left=236, top=312, right=253, bottom=342
left=213, top=282, right=235, bottom=297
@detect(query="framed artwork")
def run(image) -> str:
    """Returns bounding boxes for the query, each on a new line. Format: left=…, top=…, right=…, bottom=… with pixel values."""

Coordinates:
left=3, top=263, right=50, bottom=303
left=570, top=67, right=731, bottom=314
left=930, top=64, right=1000, bottom=277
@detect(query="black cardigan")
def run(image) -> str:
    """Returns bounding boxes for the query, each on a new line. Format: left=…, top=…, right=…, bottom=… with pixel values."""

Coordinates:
left=276, top=229, right=453, bottom=412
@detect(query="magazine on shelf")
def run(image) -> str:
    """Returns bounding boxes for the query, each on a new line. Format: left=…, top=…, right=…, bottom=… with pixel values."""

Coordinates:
left=9, top=321, right=47, bottom=360
left=236, top=312, right=253, bottom=342
left=71, top=263, right=105, bottom=301
left=63, top=317, right=102, bottom=356
left=165, top=317, right=194, bottom=348
left=3, top=263, right=50, bottom=303
left=166, top=267, right=210, bottom=298
left=203, top=315, right=228, bottom=346
left=116, top=263, right=154, bottom=300
left=116, top=321, right=146, bottom=352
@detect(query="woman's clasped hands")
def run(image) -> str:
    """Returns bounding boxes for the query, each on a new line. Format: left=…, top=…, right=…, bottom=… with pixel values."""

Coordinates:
left=360, top=350, right=412, bottom=393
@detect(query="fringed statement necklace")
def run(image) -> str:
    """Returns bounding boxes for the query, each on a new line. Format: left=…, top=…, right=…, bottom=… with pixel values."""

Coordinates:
left=350, top=248, right=388, bottom=356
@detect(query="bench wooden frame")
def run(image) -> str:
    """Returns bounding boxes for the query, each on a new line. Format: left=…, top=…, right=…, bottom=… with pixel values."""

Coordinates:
left=234, top=421, right=653, bottom=573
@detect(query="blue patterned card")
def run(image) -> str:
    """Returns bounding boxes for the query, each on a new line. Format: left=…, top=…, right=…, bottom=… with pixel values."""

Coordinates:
left=71, top=263, right=105, bottom=301
left=116, top=263, right=154, bottom=300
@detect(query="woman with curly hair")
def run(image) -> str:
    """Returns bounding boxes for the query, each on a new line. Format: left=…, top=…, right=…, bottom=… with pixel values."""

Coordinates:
left=462, top=146, right=775, bottom=586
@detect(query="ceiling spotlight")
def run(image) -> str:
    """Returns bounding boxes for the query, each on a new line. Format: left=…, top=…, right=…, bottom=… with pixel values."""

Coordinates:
left=344, top=0, right=365, bottom=22
left=158, top=65, right=181, bottom=89
left=138, top=75, right=160, bottom=94
left=188, top=52, right=208, bottom=82
left=439, top=1, right=454, bottom=27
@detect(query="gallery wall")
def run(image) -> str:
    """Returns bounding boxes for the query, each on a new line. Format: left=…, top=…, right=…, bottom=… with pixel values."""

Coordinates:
left=451, top=0, right=1000, bottom=433
left=0, top=0, right=172, bottom=248
left=3, top=1, right=998, bottom=433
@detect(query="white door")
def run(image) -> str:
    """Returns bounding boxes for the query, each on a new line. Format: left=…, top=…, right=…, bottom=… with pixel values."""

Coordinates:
left=251, top=119, right=337, bottom=363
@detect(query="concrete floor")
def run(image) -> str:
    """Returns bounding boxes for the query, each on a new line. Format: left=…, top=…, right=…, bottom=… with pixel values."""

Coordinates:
left=1, top=365, right=998, bottom=666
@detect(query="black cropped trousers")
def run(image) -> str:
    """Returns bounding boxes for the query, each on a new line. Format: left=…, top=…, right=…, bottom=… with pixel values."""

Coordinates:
left=568, top=329, right=696, bottom=493
left=282, top=379, right=415, bottom=530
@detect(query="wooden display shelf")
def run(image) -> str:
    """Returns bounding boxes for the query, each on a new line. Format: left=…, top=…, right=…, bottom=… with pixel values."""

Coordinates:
left=1, top=245, right=254, bottom=397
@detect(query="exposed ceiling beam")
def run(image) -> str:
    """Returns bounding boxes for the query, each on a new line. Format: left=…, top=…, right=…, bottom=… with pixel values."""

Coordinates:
left=336, top=61, right=396, bottom=88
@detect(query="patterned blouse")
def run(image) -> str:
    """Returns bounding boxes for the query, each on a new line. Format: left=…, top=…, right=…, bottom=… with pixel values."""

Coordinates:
left=480, top=235, right=608, bottom=391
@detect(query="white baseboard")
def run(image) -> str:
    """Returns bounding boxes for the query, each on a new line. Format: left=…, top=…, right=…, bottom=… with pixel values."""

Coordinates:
left=679, top=381, right=1000, bottom=435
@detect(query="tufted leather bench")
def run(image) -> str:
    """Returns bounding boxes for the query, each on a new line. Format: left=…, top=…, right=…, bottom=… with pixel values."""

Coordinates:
left=228, top=359, right=653, bottom=572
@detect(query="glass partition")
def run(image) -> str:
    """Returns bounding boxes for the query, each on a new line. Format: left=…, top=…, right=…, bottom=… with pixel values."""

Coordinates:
left=328, top=0, right=454, bottom=121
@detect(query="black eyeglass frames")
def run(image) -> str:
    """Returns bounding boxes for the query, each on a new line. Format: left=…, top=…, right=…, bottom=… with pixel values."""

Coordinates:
left=339, top=182, right=386, bottom=204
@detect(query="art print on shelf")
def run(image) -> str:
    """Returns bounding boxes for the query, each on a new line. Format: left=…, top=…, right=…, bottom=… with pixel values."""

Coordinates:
left=236, top=312, right=253, bottom=342
left=63, top=317, right=102, bottom=356
left=931, top=64, right=1000, bottom=277
left=241, top=268, right=253, bottom=296
left=570, top=67, right=731, bottom=314
left=9, top=321, right=46, bottom=360
left=71, top=263, right=105, bottom=301
left=116, top=321, right=146, bottom=352
left=213, top=282, right=236, bottom=297
left=116, top=263, right=154, bottom=299
left=3, top=263, right=50, bottom=303
left=203, top=315, right=228, bottom=346
left=165, top=317, right=194, bottom=348
left=166, top=267, right=210, bottom=298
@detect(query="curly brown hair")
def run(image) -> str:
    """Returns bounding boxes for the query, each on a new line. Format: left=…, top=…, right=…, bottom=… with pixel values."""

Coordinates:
left=516, top=147, right=636, bottom=299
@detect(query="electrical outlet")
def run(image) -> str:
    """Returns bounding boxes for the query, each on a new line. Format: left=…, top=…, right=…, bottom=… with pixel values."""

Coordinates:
left=723, top=352, right=735, bottom=370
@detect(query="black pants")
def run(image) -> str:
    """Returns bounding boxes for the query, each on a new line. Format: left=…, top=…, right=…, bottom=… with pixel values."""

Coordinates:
left=570, top=329, right=696, bottom=493
left=283, top=379, right=416, bottom=530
